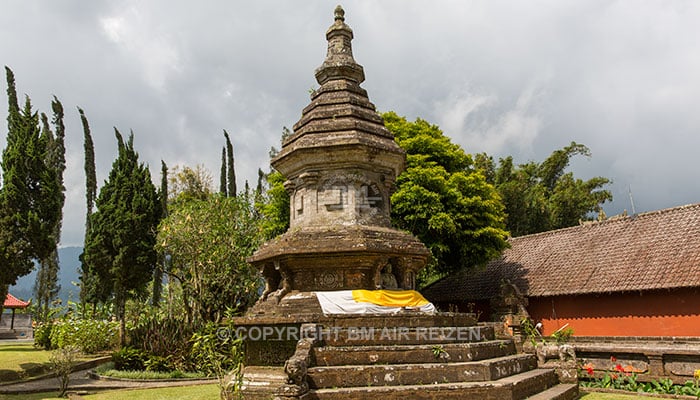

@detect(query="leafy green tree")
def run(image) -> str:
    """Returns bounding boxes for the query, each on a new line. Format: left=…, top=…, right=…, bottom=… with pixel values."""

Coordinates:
left=477, top=141, right=612, bottom=236
left=257, top=170, right=289, bottom=240
left=157, top=193, right=262, bottom=323
left=168, top=164, right=212, bottom=203
left=83, top=130, right=160, bottom=344
left=382, top=112, right=509, bottom=281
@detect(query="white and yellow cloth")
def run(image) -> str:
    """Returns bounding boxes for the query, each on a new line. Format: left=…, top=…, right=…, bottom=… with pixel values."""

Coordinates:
left=315, top=290, right=436, bottom=315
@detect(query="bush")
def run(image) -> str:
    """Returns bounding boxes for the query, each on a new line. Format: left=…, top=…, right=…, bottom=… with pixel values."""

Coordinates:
left=112, top=347, right=146, bottom=371
left=34, top=322, right=55, bottom=349
left=127, top=312, right=197, bottom=371
left=144, top=355, right=174, bottom=372
left=49, top=319, right=118, bottom=353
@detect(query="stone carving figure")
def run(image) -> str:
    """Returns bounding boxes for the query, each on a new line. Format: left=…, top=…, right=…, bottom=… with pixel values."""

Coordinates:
left=381, top=264, right=399, bottom=290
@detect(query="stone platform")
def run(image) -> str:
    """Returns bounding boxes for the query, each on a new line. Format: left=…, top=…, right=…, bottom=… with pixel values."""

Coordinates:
left=237, top=312, right=578, bottom=400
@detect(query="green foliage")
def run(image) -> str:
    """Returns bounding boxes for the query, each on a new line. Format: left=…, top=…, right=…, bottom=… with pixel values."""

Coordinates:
left=126, top=309, right=196, bottom=371
left=383, top=112, right=509, bottom=279
left=112, top=347, right=147, bottom=371
left=257, top=169, right=290, bottom=239
left=33, top=322, right=55, bottom=350
left=0, top=67, right=64, bottom=308
left=190, top=322, right=244, bottom=399
left=477, top=142, right=612, bottom=236
left=144, top=355, right=174, bottom=372
left=551, top=326, right=574, bottom=344
left=83, top=130, right=161, bottom=343
left=48, top=319, right=118, bottom=353
left=94, top=362, right=205, bottom=379
left=223, top=130, right=236, bottom=197
left=78, top=107, right=100, bottom=306
left=580, top=359, right=700, bottom=397
left=49, top=345, right=81, bottom=397
left=157, top=194, right=262, bottom=323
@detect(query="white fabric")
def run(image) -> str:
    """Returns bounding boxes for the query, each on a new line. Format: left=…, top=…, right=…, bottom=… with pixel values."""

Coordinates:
left=314, top=290, right=436, bottom=315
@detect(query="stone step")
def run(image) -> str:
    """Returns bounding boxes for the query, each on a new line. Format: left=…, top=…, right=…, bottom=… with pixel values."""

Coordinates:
left=313, top=340, right=516, bottom=366
left=525, top=383, right=579, bottom=400
left=304, top=368, right=559, bottom=400
left=240, top=366, right=289, bottom=400
left=319, top=325, right=494, bottom=346
left=307, top=354, right=537, bottom=389
left=499, top=368, right=560, bottom=400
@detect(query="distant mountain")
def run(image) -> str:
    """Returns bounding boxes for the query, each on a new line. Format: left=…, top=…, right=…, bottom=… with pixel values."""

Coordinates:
left=9, top=246, right=83, bottom=306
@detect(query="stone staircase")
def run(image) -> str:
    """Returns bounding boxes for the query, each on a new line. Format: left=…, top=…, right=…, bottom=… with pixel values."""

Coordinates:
left=240, top=315, right=578, bottom=399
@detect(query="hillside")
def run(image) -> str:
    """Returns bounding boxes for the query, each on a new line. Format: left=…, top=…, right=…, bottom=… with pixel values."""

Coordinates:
left=8, top=247, right=83, bottom=306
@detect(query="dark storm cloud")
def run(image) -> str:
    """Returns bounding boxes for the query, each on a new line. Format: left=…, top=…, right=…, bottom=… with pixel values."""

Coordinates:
left=1, top=1, right=699, bottom=245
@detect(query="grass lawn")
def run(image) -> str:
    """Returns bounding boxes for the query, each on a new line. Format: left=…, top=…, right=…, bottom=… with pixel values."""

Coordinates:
left=580, top=391, right=675, bottom=399
left=0, top=342, right=94, bottom=382
left=0, top=384, right=220, bottom=400
left=0, top=342, right=54, bottom=382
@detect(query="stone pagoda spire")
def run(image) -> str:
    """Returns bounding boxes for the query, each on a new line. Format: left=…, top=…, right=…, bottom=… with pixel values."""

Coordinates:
left=248, top=6, right=428, bottom=310
left=273, top=5, right=405, bottom=229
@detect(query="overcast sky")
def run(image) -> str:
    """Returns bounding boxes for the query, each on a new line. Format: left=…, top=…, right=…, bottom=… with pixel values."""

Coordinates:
left=1, top=1, right=699, bottom=247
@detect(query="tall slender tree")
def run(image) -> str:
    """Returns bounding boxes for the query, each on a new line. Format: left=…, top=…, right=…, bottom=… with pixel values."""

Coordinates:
left=223, top=130, right=236, bottom=197
left=83, top=129, right=160, bottom=343
left=1, top=67, right=61, bottom=316
left=219, top=147, right=227, bottom=196
left=77, top=108, right=106, bottom=309
left=152, top=160, right=168, bottom=307
left=0, top=66, right=32, bottom=315
left=33, top=97, right=66, bottom=321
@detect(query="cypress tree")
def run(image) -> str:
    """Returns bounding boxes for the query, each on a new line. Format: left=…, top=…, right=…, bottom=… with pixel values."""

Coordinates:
left=0, top=67, right=57, bottom=316
left=152, top=160, right=168, bottom=307
left=77, top=108, right=106, bottom=309
left=219, top=147, right=227, bottom=196
left=33, top=97, right=66, bottom=321
left=83, top=129, right=160, bottom=344
left=224, top=130, right=236, bottom=197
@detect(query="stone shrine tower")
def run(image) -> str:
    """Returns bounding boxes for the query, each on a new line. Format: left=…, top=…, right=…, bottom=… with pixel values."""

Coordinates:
left=248, top=5, right=429, bottom=314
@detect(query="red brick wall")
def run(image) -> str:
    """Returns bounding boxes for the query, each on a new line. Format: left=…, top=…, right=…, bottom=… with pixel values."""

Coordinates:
left=527, top=288, right=700, bottom=336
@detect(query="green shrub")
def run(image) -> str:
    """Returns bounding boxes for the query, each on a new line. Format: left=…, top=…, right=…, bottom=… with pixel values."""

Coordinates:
left=112, top=347, right=146, bottom=371
left=144, top=355, right=174, bottom=372
left=48, top=319, right=118, bottom=353
left=34, top=322, right=55, bottom=349
left=127, top=312, right=197, bottom=371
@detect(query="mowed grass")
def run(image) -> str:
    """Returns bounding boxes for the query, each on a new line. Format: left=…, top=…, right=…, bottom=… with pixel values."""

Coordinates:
left=580, top=391, right=673, bottom=399
left=0, top=342, right=53, bottom=382
left=0, top=384, right=220, bottom=400
left=81, top=384, right=220, bottom=400
left=0, top=342, right=94, bottom=382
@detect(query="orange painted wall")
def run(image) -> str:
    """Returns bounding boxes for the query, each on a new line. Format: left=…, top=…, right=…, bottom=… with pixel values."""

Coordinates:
left=527, top=288, right=700, bottom=336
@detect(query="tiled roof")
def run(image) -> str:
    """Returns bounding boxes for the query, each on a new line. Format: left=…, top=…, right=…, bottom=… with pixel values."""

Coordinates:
left=422, top=203, right=700, bottom=303
left=4, top=293, right=29, bottom=308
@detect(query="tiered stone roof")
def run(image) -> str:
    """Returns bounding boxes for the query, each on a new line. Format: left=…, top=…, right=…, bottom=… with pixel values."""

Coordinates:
left=272, top=5, right=405, bottom=184
left=423, top=203, right=700, bottom=302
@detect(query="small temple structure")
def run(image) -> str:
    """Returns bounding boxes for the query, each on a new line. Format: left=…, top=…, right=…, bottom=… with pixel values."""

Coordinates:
left=246, top=5, right=430, bottom=316
left=235, top=6, right=577, bottom=399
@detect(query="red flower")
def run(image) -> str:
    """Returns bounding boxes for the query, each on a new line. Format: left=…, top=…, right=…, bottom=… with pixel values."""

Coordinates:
left=615, top=364, right=625, bottom=373
left=586, top=366, right=594, bottom=376
left=610, top=356, right=617, bottom=362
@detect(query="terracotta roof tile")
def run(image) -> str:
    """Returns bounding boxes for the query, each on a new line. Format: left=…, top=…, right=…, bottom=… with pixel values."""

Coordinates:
left=423, top=203, right=700, bottom=302
left=4, top=293, right=29, bottom=308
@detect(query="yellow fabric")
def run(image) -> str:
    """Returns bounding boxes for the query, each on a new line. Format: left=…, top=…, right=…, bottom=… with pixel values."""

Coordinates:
left=351, top=289, right=430, bottom=307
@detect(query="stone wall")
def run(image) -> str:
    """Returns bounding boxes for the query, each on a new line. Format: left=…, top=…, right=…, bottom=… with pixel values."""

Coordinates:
left=570, top=336, right=699, bottom=384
